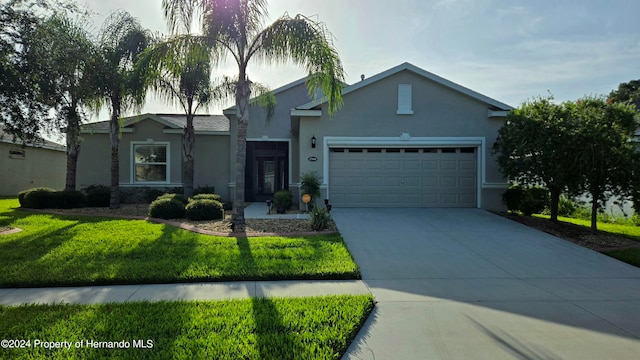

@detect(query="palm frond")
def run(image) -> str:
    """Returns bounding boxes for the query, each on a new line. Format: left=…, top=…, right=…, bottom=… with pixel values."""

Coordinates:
left=162, top=0, right=203, bottom=34
left=248, top=13, right=345, bottom=114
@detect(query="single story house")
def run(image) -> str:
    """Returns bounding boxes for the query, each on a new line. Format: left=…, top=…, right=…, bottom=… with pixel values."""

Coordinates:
left=0, top=127, right=66, bottom=196
left=77, top=62, right=513, bottom=209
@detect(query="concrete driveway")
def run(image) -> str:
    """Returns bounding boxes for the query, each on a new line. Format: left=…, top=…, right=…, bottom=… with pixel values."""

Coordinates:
left=333, top=208, right=640, bottom=360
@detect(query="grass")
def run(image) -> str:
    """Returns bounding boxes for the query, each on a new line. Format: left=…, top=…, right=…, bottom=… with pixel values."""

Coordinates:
left=533, top=213, right=640, bottom=266
left=0, top=198, right=360, bottom=287
left=0, top=294, right=375, bottom=360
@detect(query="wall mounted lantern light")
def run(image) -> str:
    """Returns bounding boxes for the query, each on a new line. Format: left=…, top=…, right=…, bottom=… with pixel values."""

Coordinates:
left=311, top=135, right=316, bottom=148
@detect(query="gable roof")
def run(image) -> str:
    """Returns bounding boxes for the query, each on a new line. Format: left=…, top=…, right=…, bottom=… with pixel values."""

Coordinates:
left=223, top=77, right=309, bottom=115
left=295, top=62, right=514, bottom=111
left=0, top=126, right=66, bottom=152
left=81, top=113, right=229, bottom=134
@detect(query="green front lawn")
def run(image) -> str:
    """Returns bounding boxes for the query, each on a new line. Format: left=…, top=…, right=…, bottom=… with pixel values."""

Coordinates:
left=533, top=214, right=640, bottom=266
left=0, top=295, right=375, bottom=360
left=0, top=199, right=359, bottom=287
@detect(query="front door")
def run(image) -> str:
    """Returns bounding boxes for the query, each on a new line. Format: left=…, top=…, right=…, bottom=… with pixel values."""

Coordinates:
left=245, top=141, right=289, bottom=202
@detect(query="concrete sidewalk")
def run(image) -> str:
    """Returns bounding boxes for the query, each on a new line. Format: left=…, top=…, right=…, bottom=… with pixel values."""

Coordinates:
left=244, top=202, right=310, bottom=219
left=0, top=280, right=369, bottom=306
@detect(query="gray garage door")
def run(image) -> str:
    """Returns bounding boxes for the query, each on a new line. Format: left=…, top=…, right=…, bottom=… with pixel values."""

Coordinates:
left=329, top=147, right=477, bottom=207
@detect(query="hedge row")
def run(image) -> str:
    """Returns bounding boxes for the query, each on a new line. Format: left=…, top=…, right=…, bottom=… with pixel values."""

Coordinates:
left=18, top=188, right=85, bottom=209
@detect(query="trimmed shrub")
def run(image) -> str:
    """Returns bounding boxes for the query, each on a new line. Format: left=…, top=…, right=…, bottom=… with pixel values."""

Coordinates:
left=273, top=190, right=292, bottom=210
left=83, top=185, right=110, bottom=207
left=185, top=199, right=224, bottom=221
left=148, top=198, right=185, bottom=219
left=143, top=188, right=166, bottom=203
left=17, top=189, right=29, bottom=207
left=156, top=193, right=189, bottom=205
left=193, top=185, right=215, bottom=195
left=502, top=185, right=524, bottom=213
left=520, top=186, right=549, bottom=216
left=190, top=193, right=222, bottom=202
left=50, top=191, right=85, bottom=209
left=119, top=188, right=146, bottom=204
left=309, top=206, right=331, bottom=231
left=20, top=187, right=56, bottom=208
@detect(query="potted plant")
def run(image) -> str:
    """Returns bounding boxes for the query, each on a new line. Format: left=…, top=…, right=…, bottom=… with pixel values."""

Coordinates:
left=273, top=190, right=292, bottom=214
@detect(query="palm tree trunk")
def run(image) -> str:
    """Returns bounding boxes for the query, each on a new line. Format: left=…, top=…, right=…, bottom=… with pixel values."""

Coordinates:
left=64, top=107, right=81, bottom=191
left=232, top=74, right=251, bottom=226
left=109, top=108, right=120, bottom=209
left=183, top=112, right=195, bottom=198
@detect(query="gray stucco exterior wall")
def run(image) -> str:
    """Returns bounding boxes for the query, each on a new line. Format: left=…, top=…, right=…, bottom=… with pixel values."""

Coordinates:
left=0, top=142, right=66, bottom=195
left=297, top=69, right=508, bottom=210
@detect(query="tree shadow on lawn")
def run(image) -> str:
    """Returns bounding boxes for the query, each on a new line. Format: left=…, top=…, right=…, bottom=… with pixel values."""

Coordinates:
left=0, top=214, right=204, bottom=287
left=237, top=235, right=303, bottom=359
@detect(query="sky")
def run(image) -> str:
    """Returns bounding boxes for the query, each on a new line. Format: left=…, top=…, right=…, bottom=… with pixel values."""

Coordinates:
left=81, top=0, right=640, bottom=122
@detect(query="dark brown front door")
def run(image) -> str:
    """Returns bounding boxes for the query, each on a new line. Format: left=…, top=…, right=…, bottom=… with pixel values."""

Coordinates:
left=245, top=141, right=289, bottom=202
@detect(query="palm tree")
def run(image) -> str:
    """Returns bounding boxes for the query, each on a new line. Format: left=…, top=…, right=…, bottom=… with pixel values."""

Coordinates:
left=137, top=36, right=214, bottom=197
left=32, top=12, right=98, bottom=191
left=94, top=11, right=151, bottom=209
left=163, top=0, right=345, bottom=226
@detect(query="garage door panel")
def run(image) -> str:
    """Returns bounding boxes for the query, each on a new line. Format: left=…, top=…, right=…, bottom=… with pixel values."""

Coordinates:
left=385, top=160, right=401, bottom=169
left=422, top=160, right=437, bottom=170
left=403, top=160, right=420, bottom=169
left=459, top=177, right=476, bottom=187
left=440, top=193, right=459, bottom=205
left=459, top=160, right=476, bottom=170
left=330, top=148, right=477, bottom=207
left=440, top=160, right=457, bottom=170
left=440, top=176, right=458, bottom=187
left=366, top=160, right=384, bottom=169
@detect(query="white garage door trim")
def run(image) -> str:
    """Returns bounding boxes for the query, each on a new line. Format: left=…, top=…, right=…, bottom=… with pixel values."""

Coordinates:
left=323, top=136, right=486, bottom=208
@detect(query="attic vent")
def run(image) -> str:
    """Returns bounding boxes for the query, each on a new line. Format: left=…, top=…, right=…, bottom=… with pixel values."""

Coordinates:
left=9, top=148, right=25, bottom=159
left=397, top=84, right=414, bottom=115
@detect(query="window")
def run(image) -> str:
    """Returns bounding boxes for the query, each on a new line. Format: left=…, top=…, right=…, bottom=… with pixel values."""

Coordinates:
left=397, top=84, right=414, bottom=115
left=133, top=143, right=169, bottom=183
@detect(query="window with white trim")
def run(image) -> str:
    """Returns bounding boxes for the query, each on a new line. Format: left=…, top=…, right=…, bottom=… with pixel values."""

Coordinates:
left=133, top=143, right=169, bottom=183
left=397, top=84, right=414, bottom=115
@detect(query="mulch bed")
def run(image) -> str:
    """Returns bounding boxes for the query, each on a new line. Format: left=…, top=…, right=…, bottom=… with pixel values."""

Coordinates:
left=26, top=205, right=337, bottom=235
left=501, top=213, right=640, bottom=252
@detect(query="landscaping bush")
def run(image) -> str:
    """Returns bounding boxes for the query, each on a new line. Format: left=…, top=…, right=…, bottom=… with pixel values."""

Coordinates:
left=83, top=185, right=111, bottom=207
left=557, top=196, right=579, bottom=217
left=193, top=185, right=215, bottom=195
left=273, top=190, right=292, bottom=212
left=148, top=198, right=185, bottom=219
left=156, top=193, right=189, bottom=205
left=300, top=171, right=321, bottom=203
left=185, top=199, right=224, bottom=221
left=50, top=190, right=85, bottom=209
left=19, top=187, right=56, bottom=208
left=502, top=185, right=524, bottom=213
left=309, top=206, right=331, bottom=231
left=190, top=193, right=222, bottom=202
left=143, top=188, right=166, bottom=203
left=119, top=188, right=146, bottom=204
left=17, top=189, right=29, bottom=207
left=520, top=186, right=549, bottom=216
left=502, top=185, right=549, bottom=216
